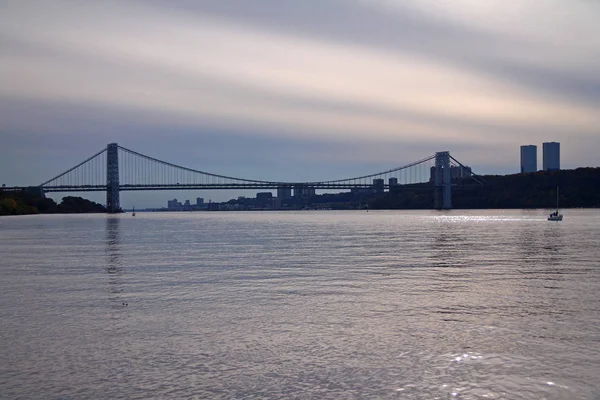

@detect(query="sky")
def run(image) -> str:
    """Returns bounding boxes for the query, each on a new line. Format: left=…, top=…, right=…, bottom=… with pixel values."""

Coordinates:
left=1, top=0, right=599, bottom=207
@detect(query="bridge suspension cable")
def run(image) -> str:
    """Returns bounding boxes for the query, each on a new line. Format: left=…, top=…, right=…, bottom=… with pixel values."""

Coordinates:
left=116, top=145, right=438, bottom=188
left=36, top=143, right=481, bottom=194
left=117, top=145, right=277, bottom=185
left=40, top=148, right=107, bottom=188
left=306, top=155, right=436, bottom=185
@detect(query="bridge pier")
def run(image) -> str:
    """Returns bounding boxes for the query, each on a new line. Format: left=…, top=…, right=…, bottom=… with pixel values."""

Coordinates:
left=434, top=151, right=452, bottom=209
left=106, top=143, right=120, bottom=213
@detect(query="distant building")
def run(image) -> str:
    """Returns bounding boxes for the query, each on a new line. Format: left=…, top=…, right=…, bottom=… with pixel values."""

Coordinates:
left=543, top=142, right=560, bottom=171
left=256, top=192, right=273, bottom=201
left=372, top=178, right=384, bottom=194
left=167, top=198, right=182, bottom=210
left=293, top=184, right=303, bottom=198
left=256, top=192, right=273, bottom=207
left=429, top=165, right=472, bottom=182
left=293, top=185, right=315, bottom=198
left=450, top=165, right=471, bottom=179
left=196, top=197, right=204, bottom=206
left=277, top=187, right=292, bottom=199
left=388, top=177, right=399, bottom=193
left=520, top=145, right=537, bottom=173
left=303, top=187, right=316, bottom=197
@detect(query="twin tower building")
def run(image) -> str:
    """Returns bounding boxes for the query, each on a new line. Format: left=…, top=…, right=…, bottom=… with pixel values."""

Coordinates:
left=520, top=142, right=560, bottom=173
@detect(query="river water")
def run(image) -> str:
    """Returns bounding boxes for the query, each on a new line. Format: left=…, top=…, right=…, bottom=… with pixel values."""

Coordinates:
left=1, top=210, right=599, bottom=399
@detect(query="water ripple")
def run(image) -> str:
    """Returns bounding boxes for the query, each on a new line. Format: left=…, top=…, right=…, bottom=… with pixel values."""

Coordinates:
left=1, top=210, right=600, bottom=399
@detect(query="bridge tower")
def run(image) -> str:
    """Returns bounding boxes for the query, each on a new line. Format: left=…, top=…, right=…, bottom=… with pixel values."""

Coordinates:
left=434, top=151, right=452, bottom=209
left=106, top=143, right=120, bottom=213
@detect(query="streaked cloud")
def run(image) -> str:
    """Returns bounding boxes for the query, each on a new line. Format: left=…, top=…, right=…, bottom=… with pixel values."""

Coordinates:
left=1, top=0, right=599, bottom=197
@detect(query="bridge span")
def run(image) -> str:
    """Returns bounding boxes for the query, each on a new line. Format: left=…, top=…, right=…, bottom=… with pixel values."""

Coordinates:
left=5, top=143, right=482, bottom=212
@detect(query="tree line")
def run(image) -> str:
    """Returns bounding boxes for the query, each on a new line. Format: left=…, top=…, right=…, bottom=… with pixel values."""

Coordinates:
left=0, top=192, right=106, bottom=215
left=372, top=167, right=600, bottom=209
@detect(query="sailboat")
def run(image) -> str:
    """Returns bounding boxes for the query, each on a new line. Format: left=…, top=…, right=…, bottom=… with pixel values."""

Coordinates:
left=547, top=187, right=562, bottom=221
left=132, top=206, right=136, bottom=217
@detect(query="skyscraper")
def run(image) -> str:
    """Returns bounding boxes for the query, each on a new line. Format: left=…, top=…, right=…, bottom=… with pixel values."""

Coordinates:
left=520, top=145, right=537, bottom=173
left=543, top=142, right=560, bottom=171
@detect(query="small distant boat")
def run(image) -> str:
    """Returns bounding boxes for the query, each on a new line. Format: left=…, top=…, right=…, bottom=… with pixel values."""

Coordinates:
left=548, top=187, right=562, bottom=221
left=132, top=206, right=136, bottom=217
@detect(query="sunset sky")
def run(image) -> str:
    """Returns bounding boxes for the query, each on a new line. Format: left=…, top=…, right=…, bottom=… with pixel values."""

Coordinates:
left=1, top=0, right=599, bottom=206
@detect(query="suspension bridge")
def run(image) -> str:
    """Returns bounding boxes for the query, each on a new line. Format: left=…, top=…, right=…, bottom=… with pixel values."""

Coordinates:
left=4, top=143, right=483, bottom=212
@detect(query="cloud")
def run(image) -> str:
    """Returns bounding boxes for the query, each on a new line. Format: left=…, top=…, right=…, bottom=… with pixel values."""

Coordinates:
left=3, top=2, right=598, bottom=131
left=148, top=0, right=600, bottom=104
left=1, top=0, right=599, bottom=194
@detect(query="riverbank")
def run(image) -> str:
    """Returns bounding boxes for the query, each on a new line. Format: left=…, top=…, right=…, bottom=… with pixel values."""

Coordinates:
left=372, top=167, right=600, bottom=209
left=3, top=167, right=599, bottom=214
left=0, top=192, right=106, bottom=215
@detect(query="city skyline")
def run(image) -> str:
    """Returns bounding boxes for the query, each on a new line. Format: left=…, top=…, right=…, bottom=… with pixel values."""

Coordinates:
left=1, top=1, right=599, bottom=208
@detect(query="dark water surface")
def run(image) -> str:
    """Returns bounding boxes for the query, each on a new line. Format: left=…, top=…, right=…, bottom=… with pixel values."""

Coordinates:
left=1, top=210, right=599, bottom=399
